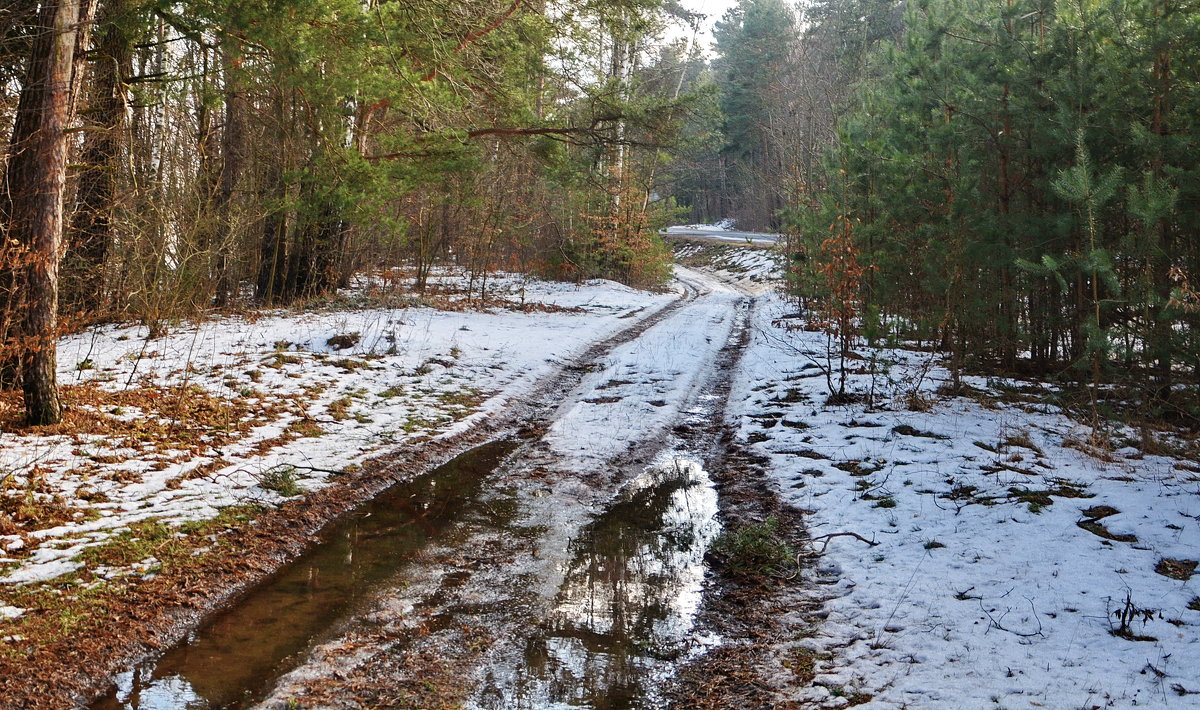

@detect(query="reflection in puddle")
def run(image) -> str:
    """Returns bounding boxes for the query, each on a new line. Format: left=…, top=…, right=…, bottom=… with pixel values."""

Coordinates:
left=478, top=456, right=720, bottom=709
left=92, top=440, right=517, bottom=710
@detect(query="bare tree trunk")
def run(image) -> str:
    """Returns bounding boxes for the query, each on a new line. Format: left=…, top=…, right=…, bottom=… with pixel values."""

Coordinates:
left=256, top=160, right=288, bottom=305
left=6, top=0, right=90, bottom=425
left=66, top=0, right=129, bottom=316
left=1148, top=10, right=1173, bottom=404
left=256, top=94, right=288, bottom=304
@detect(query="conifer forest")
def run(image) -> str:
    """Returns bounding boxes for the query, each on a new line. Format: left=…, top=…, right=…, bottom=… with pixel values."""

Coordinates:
left=0, top=1, right=1198, bottom=708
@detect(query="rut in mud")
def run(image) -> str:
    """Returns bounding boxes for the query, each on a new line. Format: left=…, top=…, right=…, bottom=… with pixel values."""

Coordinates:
left=91, top=265, right=813, bottom=710
left=93, top=441, right=518, bottom=710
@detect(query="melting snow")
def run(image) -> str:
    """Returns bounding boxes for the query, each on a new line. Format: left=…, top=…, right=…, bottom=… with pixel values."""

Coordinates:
left=0, top=273, right=674, bottom=586
left=731, top=294, right=1200, bottom=709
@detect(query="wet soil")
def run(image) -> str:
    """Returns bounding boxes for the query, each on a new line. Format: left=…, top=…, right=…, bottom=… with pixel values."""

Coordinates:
left=666, top=444, right=830, bottom=709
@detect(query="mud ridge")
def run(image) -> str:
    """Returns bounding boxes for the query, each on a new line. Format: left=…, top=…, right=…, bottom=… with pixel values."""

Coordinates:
left=666, top=297, right=831, bottom=709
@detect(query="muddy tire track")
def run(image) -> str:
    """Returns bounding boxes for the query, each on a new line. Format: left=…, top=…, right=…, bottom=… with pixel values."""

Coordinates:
left=664, top=300, right=830, bottom=709
left=666, top=445, right=829, bottom=709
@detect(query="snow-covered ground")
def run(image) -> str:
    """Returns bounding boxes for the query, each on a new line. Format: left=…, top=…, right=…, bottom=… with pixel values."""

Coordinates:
left=0, top=274, right=674, bottom=589
left=673, top=240, right=783, bottom=294
left=542, top=265, right=745, bottom=470
left=732, top=295, right=1200, bottom=709
left=670, top=219, right=737, bottom=231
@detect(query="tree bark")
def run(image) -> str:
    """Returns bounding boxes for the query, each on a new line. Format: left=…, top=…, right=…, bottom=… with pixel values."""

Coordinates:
left=6, top=0, right=89, bottom=425
left=1148, top=6, right=1173, bottom=403
left=256, top=163, right=287, bottom=304
left=256, top=95, right=288, bottom=305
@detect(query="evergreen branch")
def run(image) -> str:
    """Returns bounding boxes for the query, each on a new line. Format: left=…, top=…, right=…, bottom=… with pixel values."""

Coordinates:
left=940, top=29, right=995, bottom=46
left=422, top=0, right=527, bottom=82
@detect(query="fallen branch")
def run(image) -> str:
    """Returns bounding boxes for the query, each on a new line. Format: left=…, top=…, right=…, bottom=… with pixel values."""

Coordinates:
left=278, top=463, right=349, bottom=476
left=979, top=595, right=1045, bottom=638
left=980, top=461, right=1040, bottom=477
left=809, top=531, right=879, bottom=553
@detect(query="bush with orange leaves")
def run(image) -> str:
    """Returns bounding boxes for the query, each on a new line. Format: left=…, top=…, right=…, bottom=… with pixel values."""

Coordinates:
left=813, top=215, right=872, bottom=399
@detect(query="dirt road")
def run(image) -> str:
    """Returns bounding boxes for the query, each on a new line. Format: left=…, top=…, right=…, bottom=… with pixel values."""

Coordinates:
left=662, top=226, right=780, bottom=247
left=91, top=261, right=814, bottom=710
left=265, top=266, right=751, bottom=709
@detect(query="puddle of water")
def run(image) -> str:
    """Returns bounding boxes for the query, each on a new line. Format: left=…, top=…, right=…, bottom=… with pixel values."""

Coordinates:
left=475, top=456, right=720, bottom=710
left=93, top=440, right=517, bottom=710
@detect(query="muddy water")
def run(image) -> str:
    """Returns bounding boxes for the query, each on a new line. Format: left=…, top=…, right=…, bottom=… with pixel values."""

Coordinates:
left=92, top=440, right=517, bottom=710
left=474, top=457, right=720, bottom=709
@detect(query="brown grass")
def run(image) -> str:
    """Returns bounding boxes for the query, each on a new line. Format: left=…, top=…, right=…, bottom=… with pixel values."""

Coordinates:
left=0, top=384, right=278, bottom=447
left=0, top=384, right=289, bottom=533
left=1155, top=558, right=1198, bottom=581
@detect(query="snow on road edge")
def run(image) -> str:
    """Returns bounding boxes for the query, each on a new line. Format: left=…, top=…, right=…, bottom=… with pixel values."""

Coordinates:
left=730, top=294, right=1200, bottom=709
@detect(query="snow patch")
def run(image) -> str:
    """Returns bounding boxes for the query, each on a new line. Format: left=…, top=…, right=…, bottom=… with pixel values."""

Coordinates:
left=730, top=294, right=1200, bottom=709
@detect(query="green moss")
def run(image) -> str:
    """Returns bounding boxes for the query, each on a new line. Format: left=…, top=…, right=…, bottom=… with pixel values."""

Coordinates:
left=79, top=519, right=182, bottom=567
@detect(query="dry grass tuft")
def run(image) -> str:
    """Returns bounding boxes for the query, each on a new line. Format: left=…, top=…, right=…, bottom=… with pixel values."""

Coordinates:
left=904, top=390, right=935, bottom=412
left=1155, top=558, right=1198, bottom=581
